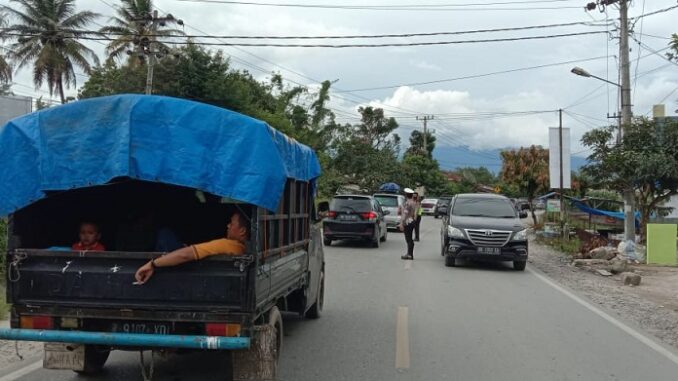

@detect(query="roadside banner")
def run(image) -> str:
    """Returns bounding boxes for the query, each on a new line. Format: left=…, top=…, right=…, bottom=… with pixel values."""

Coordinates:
left=549, top=127, right=571, bottom=189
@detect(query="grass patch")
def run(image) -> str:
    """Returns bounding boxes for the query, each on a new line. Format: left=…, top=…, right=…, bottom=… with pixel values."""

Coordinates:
left=537, top=236, right=582, bottom=257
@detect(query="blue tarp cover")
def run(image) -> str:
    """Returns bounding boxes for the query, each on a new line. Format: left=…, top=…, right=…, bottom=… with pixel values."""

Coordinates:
left=0, top=94, right=321, bottom=214
left=378, top=183, right=400, bottom=193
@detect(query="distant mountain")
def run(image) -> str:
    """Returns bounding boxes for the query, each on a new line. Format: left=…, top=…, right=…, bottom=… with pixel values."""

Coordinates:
left=433, top=146, right=589, bottom=174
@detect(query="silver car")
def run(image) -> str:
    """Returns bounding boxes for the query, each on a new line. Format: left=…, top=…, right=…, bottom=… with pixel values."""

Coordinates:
left=373, top=193, right=406, bottom=230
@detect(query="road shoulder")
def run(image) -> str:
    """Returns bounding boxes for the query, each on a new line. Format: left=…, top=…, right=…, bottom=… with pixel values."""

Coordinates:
left=528, top=238, right=678, bottom=351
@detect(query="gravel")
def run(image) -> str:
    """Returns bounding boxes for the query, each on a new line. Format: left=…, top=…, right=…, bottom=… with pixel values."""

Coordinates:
left=528, top=238, right=678, bottom=350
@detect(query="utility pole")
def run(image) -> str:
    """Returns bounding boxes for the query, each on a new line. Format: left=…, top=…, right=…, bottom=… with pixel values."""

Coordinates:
left=618, top=0, right=636, bottom=243
left=586, top=0, right=635, bottom=242
left=559, top=108, right=565, bottom=239
left=416, top=115, right=434, bottom=156
left=128, top=10, right=183, bottom=95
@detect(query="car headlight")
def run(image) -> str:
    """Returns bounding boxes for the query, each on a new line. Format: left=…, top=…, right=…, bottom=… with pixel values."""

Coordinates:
left=512, top=229, right=527, bottom=241
left=447, top=226, right=465, bottom=239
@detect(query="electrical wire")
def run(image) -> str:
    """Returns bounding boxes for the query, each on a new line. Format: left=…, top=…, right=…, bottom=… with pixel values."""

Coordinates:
left=338, top=55, right=609, bottom=93
left=42, top=20, right=609, bottom=40
left=176, top=0, right=583, bottom=11
left=0, top=30, right=609, bottom=48
left=632, top=0, right=646, bottom=104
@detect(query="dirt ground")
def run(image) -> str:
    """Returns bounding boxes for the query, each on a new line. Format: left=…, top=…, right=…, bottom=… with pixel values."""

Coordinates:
left=529, top=238, right=678, bottom=350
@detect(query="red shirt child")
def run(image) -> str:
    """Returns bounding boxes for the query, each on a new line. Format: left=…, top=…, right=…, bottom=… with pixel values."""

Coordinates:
left=72, top=222, right=106, bottom=251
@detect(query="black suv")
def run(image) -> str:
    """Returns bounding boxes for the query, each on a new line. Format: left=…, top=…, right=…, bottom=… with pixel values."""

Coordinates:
left=323, top=195, right=389, bottom=248
left=440, top=193, right=528, bottom=270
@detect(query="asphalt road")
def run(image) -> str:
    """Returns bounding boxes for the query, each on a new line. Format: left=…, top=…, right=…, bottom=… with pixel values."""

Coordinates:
left=4, top=217, right=678, bottom=380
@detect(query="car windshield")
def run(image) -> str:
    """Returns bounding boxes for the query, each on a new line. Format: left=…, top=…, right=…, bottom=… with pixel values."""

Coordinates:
left=452, top=198, right=517, bottom=218
left=330, top=197, right=371, bottom=212
left=374, top=196, right=398, bottom=207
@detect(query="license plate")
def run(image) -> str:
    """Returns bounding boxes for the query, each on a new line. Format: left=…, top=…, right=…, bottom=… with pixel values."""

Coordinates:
left=477, top=247, right=501, bottom=255
left=340, top=214, right=357, bottom=221
left=44, top=343, right=85, bottom=371
left=111, top=321, right=171, bottom=335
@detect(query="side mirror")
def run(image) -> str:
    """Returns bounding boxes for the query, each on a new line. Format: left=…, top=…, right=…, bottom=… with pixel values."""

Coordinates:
left=519, top=211, right=528, bottom=219
left=383, top=210, right=390, bottom=215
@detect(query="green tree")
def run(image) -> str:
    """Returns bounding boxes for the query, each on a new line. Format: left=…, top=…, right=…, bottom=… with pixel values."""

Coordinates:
left=582, top=118, right=678, bottom=241
left=330, top=107, right=401, bottom=191
left=99, top=0, right=184, bottom=64
left=0, top=11, right=12, bottom=83
left=667, top=33, right=678, bottom=62
left=405, top=130, right=436, bottom=158
left=399, top=153, right=448, bottom=195
left=353, top=106, right=400, bottom=151
left=500, top=146, right=550, bottom=223
left=3, top=0, right=100, bottom=103
left=457, top=167, right=496, bottom=188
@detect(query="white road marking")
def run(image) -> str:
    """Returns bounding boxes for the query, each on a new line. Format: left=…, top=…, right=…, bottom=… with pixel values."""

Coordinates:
left=528, top=267, right=678, bottom=366
left=0, top=360, right=42, bottom=381
left=395, top=306, right=410, bottom=370
left=404, top=261, right=412, bottom=270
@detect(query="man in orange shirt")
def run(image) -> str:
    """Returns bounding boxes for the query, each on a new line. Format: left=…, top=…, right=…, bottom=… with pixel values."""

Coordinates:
left=134, top=212, right=249, bottom=284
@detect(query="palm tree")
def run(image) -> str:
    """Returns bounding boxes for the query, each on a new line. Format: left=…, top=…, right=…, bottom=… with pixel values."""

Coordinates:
left=99, top=0, right=184, bottom=64
left=2, top=0, right=100, bottom=103
left=0, top=11, right=13, bottom=84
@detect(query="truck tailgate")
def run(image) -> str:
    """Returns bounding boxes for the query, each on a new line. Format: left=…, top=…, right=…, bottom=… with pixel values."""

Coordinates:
left=8, top=250, right=251, bottom=311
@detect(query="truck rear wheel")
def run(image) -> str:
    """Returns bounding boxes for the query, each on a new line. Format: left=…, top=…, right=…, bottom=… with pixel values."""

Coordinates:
left=305, top=271, right=324, bottom=319
left=73, top=345, right=110, bottom=375
left=232, top=307, right=282, bottom=381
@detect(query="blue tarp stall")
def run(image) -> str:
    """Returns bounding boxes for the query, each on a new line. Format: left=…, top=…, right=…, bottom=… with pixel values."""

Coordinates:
left=0, top=94, right=321, bottom=215
left=571, top=201, right=641, bottom=228
left=537, top=192, right=640, bottom=227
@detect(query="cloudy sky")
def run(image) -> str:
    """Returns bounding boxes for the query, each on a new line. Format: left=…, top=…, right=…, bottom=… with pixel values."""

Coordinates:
left=3, top=0, right=677, bottom=170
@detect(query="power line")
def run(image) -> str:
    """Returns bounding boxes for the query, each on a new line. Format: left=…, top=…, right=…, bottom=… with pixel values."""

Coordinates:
left=339, top=55, right=609, bottom=93
left=58, top=20, right=609, bottom=40
left=0, top=30, right=609, bottom=48
left=630, top=4, right=678, bottom=21
left=177, top=0, right=583, bottom=11
left=632, top=0, right=647, bottom=103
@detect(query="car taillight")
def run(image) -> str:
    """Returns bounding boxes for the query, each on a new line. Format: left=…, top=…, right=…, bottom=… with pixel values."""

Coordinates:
left=205, top=323, right=241, bottom=337
left=361, top=211, right=377, bottom=220
left=328, top=211, right=337, bottom=218
left=20, top=315, right=54, bottom=330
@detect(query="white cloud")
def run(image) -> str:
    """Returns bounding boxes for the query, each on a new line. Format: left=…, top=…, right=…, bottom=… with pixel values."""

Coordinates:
left=408, top=59, right=441, bottom=71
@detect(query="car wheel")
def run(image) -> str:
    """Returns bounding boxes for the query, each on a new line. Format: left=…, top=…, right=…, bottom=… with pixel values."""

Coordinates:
left=372, top=233, right=380, bottom=248
left=380, top=228, right=387, bottom=242
left=444, top=255, right=456, bottom=267
left=513, top=260, right=527, bottom=271
left=323, top=237, right=332, bottom=246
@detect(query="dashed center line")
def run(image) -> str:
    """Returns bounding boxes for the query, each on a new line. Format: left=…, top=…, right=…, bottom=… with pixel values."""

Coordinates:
left=395, top=305, right=410, bottom=370
left=404, top=261, right=412, bottom=270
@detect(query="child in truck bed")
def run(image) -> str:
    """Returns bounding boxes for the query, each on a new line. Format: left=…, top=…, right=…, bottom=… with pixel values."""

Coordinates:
left=72, top=222, right=106, bottom=251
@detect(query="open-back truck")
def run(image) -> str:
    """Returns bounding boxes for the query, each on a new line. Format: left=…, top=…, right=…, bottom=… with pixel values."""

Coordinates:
left=0, top=94, right=325, bottom=380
